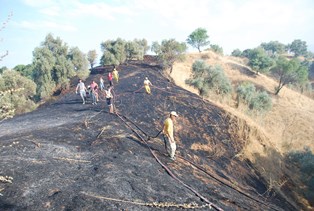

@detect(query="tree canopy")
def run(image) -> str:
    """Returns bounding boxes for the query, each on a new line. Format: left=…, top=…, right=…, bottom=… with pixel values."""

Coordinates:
left=289, top=39, right=307, bottom=57
left=32, top=33, right=89, bottom=99
left=186, top=60, right=232, bottom=96
left=271, top=56, right=308, bottom=95
left=186, top=28, right=210, bottom=53
left=151, top=39, right=187, bottom=71
left=87, top=50, right=98, bottom=69
left=100, top=38, right=148, bottom=66
left=247, top=47, right=274, bottom=74
left=260, top=41, right=286, bottom=56
left=0, top=70, right=37, bottom=120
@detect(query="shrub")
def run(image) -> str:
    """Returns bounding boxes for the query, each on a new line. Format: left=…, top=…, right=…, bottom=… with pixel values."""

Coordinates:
left=249, top=91, right=272, bottom=112
left=186, top=60, right=232, bottom=96
left=236, top=82, right=272, bottom=113
left=210, top=44, right=223, bottom=55
left=236, top=82, right=256, bottom=105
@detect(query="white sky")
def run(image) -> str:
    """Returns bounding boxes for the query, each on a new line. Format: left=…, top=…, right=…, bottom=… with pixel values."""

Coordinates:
left=1, top=0, right=314, bottom=68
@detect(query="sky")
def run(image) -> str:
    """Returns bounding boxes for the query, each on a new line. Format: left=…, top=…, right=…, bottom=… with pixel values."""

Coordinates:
left=1, top=0, right=314, bottom=69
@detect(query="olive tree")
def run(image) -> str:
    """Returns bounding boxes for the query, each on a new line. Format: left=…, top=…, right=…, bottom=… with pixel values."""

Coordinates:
left=100, top=38, right=127, bottom=66
left=32, top=33, right=88, bottom=99
left=271, top=56, right=308, bottom=95
left=186, top=28, right=210, bottom=53
left=260, top=41, right=286, bottom=56
left=68, top=47, right=89, bottom=80
left=247, top=47, right=274, bottom=74
left=186, top=60, right=232, bottom=96
left=231, top=49, right=242, bottom=57
left=0, top=70, right=37, bottom=120
left=152, top=39, right=187, bottom=71
left=125, top=40, right=144, bottom=62
left=87, top=50, right=98, bottom=69
left=289, top=39, right=307, bottom=57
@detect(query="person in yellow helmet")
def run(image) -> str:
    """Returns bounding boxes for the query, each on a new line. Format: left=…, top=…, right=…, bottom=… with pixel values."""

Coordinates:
left=112, top=66, right=119, bottom=83
left=143, top=77, right=152, bottom=94
left=163, top=111, right=178, bottom=160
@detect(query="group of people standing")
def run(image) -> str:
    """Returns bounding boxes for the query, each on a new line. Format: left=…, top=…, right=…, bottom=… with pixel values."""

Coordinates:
left=75, top=66, right=119, bottom=112
left=75, top=65, right=178, bottom=161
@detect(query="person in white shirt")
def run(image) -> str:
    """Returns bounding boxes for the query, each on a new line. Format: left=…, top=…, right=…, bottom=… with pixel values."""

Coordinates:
left=75, top=79, right=87, bottom=104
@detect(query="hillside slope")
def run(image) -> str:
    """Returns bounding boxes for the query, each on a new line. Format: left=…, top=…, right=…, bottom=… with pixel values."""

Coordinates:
left=171, top=51, right=314, bottom=154
left=170, top=51, right=314, bottom=209
left=0, top=61, right=298, bottom=210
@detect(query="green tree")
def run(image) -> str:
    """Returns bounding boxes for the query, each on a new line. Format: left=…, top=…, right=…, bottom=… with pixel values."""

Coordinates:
left=242, top=49, right=253, bottom=58
left=125, top=40, right=144, bottom=62
left=87, top=50, right=98, bottom=69
left=289, top=39, right=307, bottom=57
left=231, top=49, right=242, bottom=57
left=0, top=70, right=37, bottom=120
left=32, top=33, right=88, bottom=99
left=32, top=47, right=55, bottom=99
left=134, top=38, right=149, bottom=55
left=260, top=41, right=285, bottom=56
left=151, top=41, right=161, bottom=55
left=154, top=39, right=187, bottom=71
left=68, top=47, right=89, bottom=80
left=271, top=56, right=308, bottom=95
left=186, top=28, right=210, bottom=52
left=13, top=64, right=34, bottom=79
left=186, top=60, right=232, bottom=96
left=247, top=47, right=274, bottom=74
left=100, top=38, right=127, bottom=66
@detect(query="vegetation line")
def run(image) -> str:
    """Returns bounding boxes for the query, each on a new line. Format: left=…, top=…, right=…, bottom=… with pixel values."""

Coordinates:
left=53, top=157, right=91, bottom=163
left=80, top=191, right=211, bottom=209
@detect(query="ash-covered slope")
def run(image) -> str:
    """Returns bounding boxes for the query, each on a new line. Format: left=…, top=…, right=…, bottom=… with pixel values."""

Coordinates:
left=0, top=61, right=296, bottom=210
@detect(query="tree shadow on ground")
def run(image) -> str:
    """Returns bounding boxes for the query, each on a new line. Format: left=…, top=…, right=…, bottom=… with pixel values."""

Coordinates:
left=285, top=147, right=314, bottom=207
left=227, top=62, right=257, bottom=78
left=252, top=147, right=306, bottom=210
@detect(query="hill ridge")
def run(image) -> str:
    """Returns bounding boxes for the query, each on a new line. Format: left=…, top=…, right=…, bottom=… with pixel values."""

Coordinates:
left=0, top=60, right=298, bottom=210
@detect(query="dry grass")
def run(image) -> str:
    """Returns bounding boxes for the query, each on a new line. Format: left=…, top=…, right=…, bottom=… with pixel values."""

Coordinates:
left=170, top=51, right=314, bottom=207
left=170, top=50, right=314, bottom=156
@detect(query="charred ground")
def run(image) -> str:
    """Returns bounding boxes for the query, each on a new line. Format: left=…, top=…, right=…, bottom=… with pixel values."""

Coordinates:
left=0, top=60, right=297, bottom=210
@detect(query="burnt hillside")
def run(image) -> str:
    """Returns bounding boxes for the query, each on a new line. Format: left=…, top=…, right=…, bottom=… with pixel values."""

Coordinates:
left=0, top=61, right=297, bottom=210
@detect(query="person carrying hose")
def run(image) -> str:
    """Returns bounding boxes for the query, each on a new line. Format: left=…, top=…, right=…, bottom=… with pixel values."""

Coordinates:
left=104, top=86, right=114, bottom=113
left=163, top=111, right=178, bottom=160
left=112, top=66, right=119, bottom=83
left=143, top=77, right=152, bottom=94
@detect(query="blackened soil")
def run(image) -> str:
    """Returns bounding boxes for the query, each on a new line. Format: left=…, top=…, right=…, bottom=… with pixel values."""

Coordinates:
left=0, top=61, right=296, bottom=210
